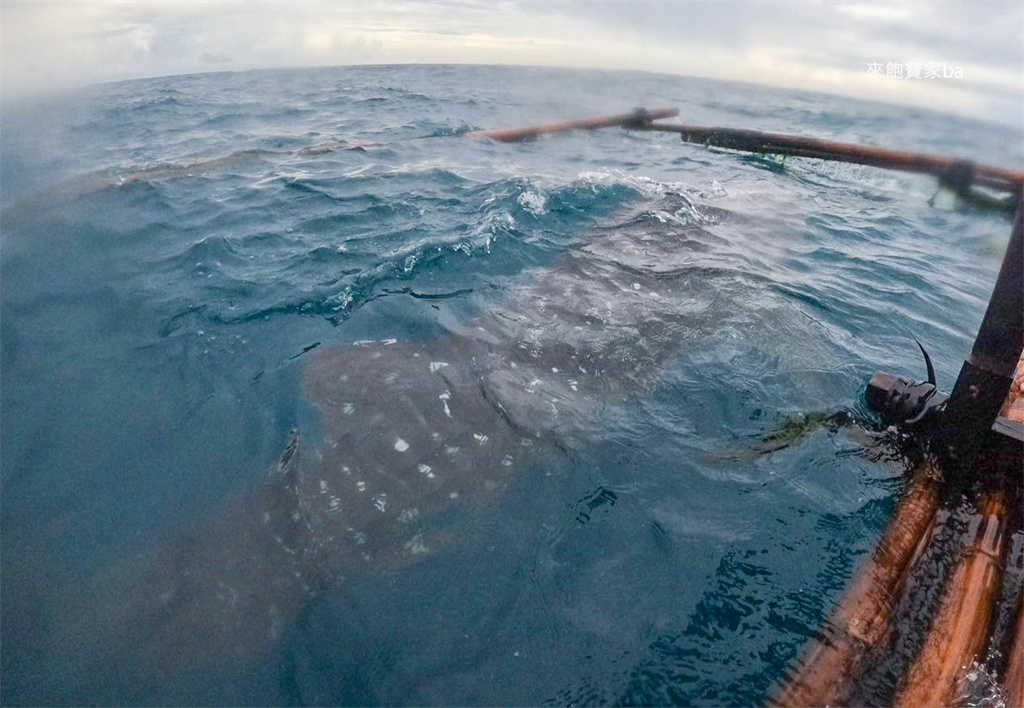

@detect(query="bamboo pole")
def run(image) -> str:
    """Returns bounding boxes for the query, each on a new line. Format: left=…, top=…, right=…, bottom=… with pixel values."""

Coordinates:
left=462, top=107, right=679, bottom=142
left=895, top=486, right=1013, bottom=708
left=768, top=461, right=942, bottom=707
left=640, top=124, right=1024, bottom=194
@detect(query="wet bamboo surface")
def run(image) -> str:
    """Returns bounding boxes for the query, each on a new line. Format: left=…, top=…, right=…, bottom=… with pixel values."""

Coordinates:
left=896, top=486, right=1013, bottom=707
left=768, top=461, right=942, bottom=707
left=1003, top=593, right=1024, bottom=708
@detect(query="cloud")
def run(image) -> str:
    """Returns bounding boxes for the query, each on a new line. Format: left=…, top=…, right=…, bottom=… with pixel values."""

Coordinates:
left=1, top=0, right=1020, bottom=124
left=546, top=0, right=1022, bottom=121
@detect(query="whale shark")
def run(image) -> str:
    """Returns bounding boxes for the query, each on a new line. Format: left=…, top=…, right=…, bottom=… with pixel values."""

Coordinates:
left=8, top=190, right=752, bottom=704
left=294, top=203, right=737, bottom=579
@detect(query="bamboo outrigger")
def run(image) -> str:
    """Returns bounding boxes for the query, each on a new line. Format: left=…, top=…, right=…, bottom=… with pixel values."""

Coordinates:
left=471, top=108, right=1024, bottom=707
left=463, top=107, right=679, bottom=142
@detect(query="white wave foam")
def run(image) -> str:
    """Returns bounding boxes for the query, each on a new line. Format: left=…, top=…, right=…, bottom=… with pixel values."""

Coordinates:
left=517, top=189, right=547, bottom=216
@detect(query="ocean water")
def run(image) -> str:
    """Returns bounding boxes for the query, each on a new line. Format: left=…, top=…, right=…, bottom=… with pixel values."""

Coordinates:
left=0, top=65, right=1020, bottom=706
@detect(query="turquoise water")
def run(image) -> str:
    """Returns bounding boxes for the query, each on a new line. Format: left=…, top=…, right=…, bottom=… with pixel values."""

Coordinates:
left=1, top=65, right=1019, bottom=706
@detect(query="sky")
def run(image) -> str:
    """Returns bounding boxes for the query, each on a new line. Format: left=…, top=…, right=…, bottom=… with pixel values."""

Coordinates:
left=1, top=1, right=1022, bottom=124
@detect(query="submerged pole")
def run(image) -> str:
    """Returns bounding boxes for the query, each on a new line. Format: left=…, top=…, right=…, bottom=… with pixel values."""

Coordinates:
left=463, top=107, right=679, bottom=142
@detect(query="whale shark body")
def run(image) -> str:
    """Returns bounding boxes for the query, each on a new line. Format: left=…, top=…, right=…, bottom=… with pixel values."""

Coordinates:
left=11, top=192, right=750, bottom=703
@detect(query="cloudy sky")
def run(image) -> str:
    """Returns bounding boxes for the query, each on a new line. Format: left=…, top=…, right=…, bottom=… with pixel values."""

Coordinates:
left=2, top=1, right=1022, bottom=123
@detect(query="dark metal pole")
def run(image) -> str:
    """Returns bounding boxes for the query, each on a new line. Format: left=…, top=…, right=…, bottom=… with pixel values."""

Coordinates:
left=941, top=194, right=1024, bottom=457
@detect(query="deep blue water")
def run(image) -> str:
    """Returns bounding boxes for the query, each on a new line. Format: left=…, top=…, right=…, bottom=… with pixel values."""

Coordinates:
left=1, top=65, right=1020, bottom=706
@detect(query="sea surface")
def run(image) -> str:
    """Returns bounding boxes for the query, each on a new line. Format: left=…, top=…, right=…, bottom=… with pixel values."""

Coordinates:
left=1, top=65, right=1020, bottom=706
